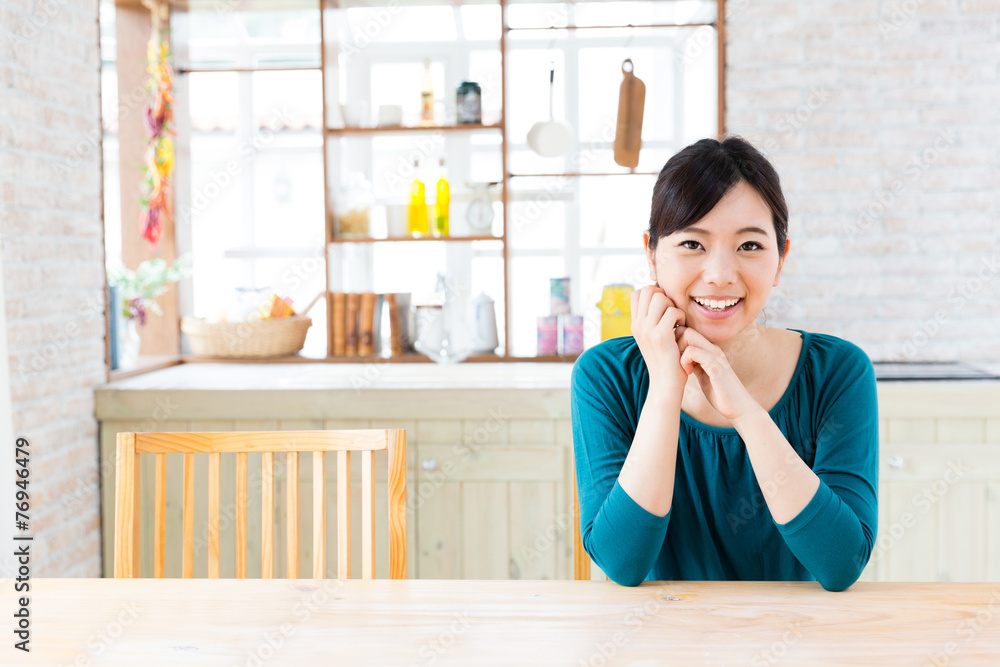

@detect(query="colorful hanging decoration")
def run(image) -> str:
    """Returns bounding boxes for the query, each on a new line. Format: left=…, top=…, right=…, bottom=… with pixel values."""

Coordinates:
left=138, top=1, right=174, bottom=248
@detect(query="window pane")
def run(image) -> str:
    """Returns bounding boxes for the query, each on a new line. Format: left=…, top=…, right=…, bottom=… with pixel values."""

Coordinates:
left=251, top=70, right=323, bottom=140
left=253, top=150, right=325, bottom=248
left=508, top=176, right=568, bottom=250
left=578, top=175, right=656, bottom=248
left=189, top=72, right=239, bottom=132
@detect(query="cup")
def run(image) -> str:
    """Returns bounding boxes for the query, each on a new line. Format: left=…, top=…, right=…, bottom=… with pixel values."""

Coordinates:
left=415, top=305, right=444, bottom=354
left=377, top=104, right=403, bottom=127
left=340, top=102, right=366, bottom=128
left=385, top=204, right=409, bottom=238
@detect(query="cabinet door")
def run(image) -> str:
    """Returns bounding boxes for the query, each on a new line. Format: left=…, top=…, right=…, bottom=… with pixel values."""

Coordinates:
left=415, top=419, right=569, bottom=579
left=867, top=443, right=1000, bottom=582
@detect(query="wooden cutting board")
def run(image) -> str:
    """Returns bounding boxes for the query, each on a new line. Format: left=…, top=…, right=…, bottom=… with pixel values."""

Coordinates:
left=614, top=59, right=646, bottom=169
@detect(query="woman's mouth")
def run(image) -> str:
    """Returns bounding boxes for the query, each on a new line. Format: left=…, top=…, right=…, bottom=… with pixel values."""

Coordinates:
left=691, top=296, right=743, bottom=319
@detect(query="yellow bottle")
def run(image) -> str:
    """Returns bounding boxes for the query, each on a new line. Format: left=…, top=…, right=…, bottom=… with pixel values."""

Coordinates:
left=434, top=158, right=449, bottom=237
left=408, top=160, right=428, bottom=237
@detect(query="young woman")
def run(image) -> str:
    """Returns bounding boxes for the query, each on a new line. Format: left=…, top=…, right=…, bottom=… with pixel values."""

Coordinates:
left=572, top=137, right=878, bottom=592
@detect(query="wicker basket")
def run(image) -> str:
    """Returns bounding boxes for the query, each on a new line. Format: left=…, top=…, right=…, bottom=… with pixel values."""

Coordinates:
left=181, top=316, right=312, bottom=359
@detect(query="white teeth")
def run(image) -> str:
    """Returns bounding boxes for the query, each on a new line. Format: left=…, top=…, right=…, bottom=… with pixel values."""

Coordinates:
left=694, top=297, right=741, bottom=311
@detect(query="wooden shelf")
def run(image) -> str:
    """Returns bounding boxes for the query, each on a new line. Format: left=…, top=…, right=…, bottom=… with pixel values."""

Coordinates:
left=326, top=123, right=502, bottom=135
left=180, top=353, right=579, bottom=364
left=329, top=235, right=502, bottom=244
left=509, top=171, right=660, bottom=178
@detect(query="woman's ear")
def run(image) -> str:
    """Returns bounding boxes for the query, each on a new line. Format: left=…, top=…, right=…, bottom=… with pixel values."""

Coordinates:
left=773, top=238, right=791, bottom=286
left=643, top=231, right=657, bottom=283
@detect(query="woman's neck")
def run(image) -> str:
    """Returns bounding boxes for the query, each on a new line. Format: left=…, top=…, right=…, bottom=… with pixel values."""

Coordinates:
left=714, top=323, right=771, bottom=387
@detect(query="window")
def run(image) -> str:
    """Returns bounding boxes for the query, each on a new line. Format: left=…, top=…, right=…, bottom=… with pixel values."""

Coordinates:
left=166, top=0, right=719, bottom=359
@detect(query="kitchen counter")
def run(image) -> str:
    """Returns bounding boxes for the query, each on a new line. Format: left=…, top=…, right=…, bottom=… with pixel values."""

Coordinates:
left=94, top=361, right=1000, bottom=582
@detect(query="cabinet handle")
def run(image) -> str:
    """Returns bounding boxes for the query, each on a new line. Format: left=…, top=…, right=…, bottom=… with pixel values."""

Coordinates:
left=887, top=455, right=904, bottom=469
left=421, top=457, right=438, bottom=471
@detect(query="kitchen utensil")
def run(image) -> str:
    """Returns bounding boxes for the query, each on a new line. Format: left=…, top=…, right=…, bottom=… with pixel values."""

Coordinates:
left=377, top=104, right=402, bottom=127
left=613, top=59, right=646, bottom=169
left=596, top=284, right=633, bottom=341
left=467, top=292, right=499, bottom=353
left=527, top=65, right=572, bottom=158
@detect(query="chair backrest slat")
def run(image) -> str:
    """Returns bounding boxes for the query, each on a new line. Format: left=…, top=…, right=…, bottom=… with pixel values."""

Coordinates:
left=361, top=450, right=375, bottom=580
left=235, top=452, right=247, bottom=578
left=337, top=450, right=351, bottom=579
left=154, top=453, right=166, bottom=578
left=388, top=430, right=407, bottom=580
left=208, top=452, right=222, bottom=578
left=312, top=451, right=325, bottom=579
left=182, top=453, right=194, bottom=578
left=261, top=452, right=275, bottom=579
left=114, top=430, right=405, bottom=580
left=286, top=452, right=300, bottom=579
left=113, top=433, right=136, bottom=579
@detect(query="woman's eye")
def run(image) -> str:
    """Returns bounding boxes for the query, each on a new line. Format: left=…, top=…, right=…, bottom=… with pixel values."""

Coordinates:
left=679, top=240, right=702, bottom=250
left=740, top=241, right=764, bottom=251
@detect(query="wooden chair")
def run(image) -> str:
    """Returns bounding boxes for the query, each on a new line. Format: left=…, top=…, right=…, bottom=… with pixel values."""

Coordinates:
left=113, top=429, right=406, bottom=579
left=573, top=474, right=591, bottom=580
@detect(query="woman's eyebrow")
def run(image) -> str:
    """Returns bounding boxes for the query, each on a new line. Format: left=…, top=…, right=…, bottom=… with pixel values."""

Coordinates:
left=684, top=225, right=770, bottom=236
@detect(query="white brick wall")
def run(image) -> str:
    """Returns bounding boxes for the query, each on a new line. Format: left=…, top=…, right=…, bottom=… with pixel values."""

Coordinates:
left=727, top=0, right=1000, bottom=362
left=0, top=0, right=104, bottom=576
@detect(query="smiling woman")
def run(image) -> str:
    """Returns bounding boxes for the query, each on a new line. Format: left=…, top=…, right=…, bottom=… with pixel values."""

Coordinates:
left=571, top=137, right=879, bottom=592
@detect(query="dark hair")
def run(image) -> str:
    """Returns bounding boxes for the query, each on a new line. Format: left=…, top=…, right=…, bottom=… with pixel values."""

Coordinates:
left=647, top=136, right=788, bottom=256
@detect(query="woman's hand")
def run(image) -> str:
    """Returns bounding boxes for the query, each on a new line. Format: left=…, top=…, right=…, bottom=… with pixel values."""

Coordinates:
left=630, top=285, right=688, bottom=397
left=675, top=327, right=758, bottom=421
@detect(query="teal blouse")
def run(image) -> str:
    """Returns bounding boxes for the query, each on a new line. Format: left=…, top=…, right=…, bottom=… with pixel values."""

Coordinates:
left=571, top=330, right=878, bottom=592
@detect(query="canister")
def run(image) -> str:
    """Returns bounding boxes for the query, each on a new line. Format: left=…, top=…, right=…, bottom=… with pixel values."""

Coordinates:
left=537, top=315, right=558, bottom=356
left=550, top=277, right=571, bottom=315
left=561, top=314, right=584, bottom=355
left=456, top=81, right=482, bottom=124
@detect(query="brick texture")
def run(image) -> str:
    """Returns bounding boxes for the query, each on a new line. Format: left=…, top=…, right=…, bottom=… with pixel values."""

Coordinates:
left=727, top=0, right=1000, bottom=362
left=0, top=0, right=104, bottom=576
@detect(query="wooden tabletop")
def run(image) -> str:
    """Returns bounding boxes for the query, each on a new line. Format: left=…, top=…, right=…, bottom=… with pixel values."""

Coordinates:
left=8, top=579, right=1000, bottom=665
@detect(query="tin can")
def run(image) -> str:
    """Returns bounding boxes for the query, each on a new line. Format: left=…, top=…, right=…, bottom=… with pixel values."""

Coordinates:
left=537, top=315, right=558, bottom=356
left=561, top=314, right=584, bottom=355
left=456, top=81, right=482, bottom=124
left=550, top=277, right=571, bottom=315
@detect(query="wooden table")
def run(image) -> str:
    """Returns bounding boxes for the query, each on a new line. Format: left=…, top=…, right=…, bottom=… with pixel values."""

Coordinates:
left=7, top=579, right=1000, bottom=665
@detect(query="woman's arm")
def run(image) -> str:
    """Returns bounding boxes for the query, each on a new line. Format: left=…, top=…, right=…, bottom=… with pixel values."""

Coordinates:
left=679, top=329, right=878, bottom=591
left=571, top=286, right=688, bottom=585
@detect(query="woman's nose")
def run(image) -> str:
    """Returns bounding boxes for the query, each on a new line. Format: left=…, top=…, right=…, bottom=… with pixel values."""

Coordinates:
left=702, top=250, right=738, bottom=285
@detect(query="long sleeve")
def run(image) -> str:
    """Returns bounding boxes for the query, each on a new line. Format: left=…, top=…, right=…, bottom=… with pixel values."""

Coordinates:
left=774, top=345, right=879, bottom=591
left=571, top=347, right=670, bottom=585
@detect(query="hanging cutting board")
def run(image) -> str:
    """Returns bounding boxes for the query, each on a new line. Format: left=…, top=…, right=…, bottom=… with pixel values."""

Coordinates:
left=613, top=59, right=646, bottom=169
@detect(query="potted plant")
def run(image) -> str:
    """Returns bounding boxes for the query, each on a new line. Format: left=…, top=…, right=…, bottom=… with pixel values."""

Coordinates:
left=107, top=255, right=191, bottom=368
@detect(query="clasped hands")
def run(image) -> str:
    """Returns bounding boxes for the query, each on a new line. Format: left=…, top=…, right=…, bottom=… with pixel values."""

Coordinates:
left=630, top=284, right=758, bottom=423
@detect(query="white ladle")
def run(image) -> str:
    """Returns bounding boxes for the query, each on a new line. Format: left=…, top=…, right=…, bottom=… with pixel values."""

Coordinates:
left=527, top=65, right=572, bottom=158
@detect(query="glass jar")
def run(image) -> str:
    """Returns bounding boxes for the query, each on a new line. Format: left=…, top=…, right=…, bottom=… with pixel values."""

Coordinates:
left=335, top=172, right=372, bottom=238
left=456, top=81, right=482, bottom=124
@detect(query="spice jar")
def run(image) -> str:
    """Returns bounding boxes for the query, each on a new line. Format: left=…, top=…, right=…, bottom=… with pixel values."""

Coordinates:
left=456, top=81, right=482, bottom=124
left=335, top=172, right=372, bottom=238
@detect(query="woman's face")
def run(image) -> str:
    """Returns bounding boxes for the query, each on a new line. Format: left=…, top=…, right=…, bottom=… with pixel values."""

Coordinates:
left=644, top=180, right=789, bottom=344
